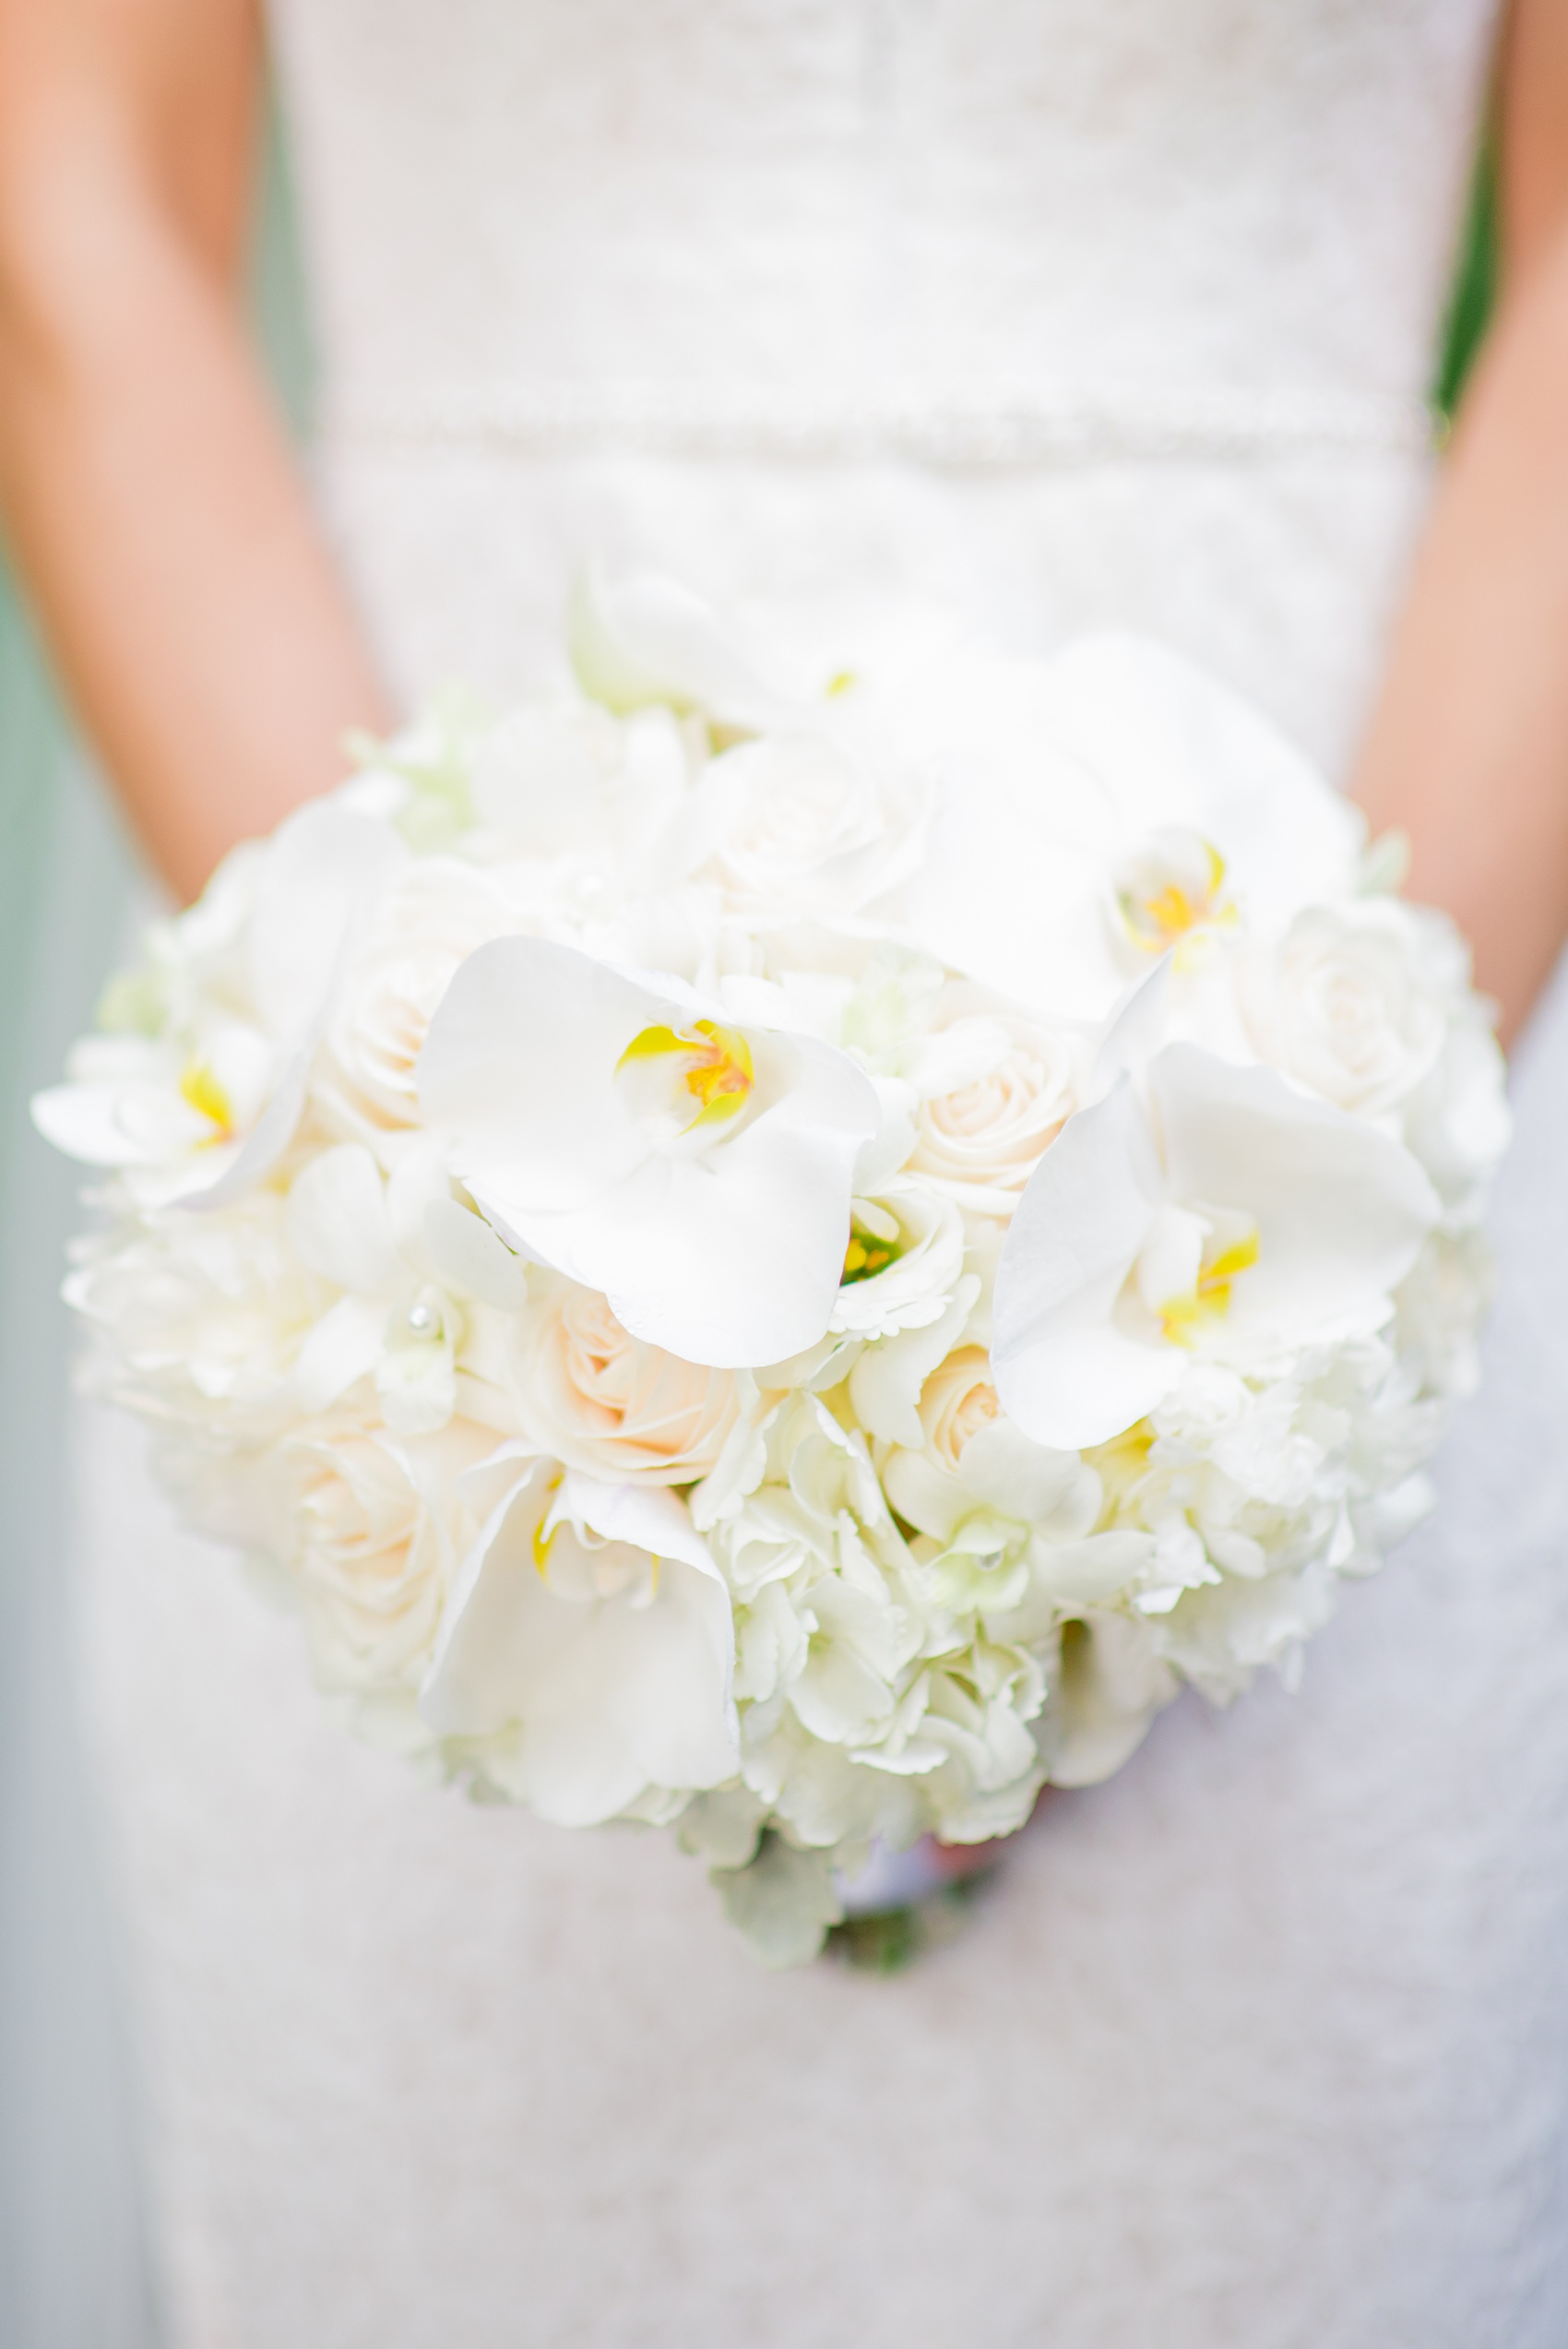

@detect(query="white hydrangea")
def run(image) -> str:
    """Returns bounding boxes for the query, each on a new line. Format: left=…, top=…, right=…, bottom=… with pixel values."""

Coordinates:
left=38, top=579, right=1510, bottom=1966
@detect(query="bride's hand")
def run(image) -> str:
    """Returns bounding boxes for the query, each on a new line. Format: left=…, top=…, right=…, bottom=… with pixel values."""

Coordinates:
left=0, top=0, right=391, bottom=900
left=1355, top=0, right=1568, bottom=1048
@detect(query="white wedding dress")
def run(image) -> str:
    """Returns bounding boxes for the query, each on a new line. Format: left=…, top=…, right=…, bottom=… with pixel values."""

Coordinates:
left=76, top=3, right=1568, bottom=2343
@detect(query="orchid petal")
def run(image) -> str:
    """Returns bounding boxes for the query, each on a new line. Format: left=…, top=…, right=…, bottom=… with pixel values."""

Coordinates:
left=420, top=936, right=878, bottom=1366
left=31, top=1079, right=204, bottom=1167
left=417, top=938, right=651, bottom=1211
left=420, top=1462, right=738, bottom=1825
left=992, top=1077, right=1174, bottom=1449
left=286, top=1145, right=404, bottom=1295
left=186, top=1043, right=312, bottom=1210
left=558, top=1472, right=727, bottom=1585
left=294, top=1294, right=386, bottom=1413
left=1027, top=635, right=1363, bottom=929
left=1149, top=1045, right=1439, bottom=1352
left=421, top=1196, right=529, bottom=1309
left=247, top=800, right=410, bottom=1043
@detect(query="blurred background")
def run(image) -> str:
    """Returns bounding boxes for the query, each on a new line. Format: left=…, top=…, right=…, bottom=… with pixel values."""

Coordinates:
left=0, top=101, right=312, bottom=2349
left=0, top=95, right=1502, bottom=2349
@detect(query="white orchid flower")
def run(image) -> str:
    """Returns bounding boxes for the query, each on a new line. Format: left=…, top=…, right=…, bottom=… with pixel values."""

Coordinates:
left=417, top=936, right=880, bottom=1367
left=1236, top=900, right=1455, bottom=1118
left=244, top=798, right=413, bottom=1047
left=196, top=798, right=413, bottom=1204
left=906, top=634, right=1363, bottom=1020
left=419, top=1456, right=738, bottom=1827
left=992, top=1043, right=1440, bottom=1452
left=33, top=799, right=409, bottom=1206
left=32, top=1019, right=278, bottom=1187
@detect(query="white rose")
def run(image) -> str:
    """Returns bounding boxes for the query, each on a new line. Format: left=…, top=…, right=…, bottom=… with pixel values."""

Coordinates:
left=908, top=995, right=1086, bottom=1212
left=315, top=862, right=517, bottom=1144
left=512, top=1279, right=740, bottom=1485
left=1239, top=903, right=1450, bottom=1116
left=918, top=1345, right=1004, bottom=1472
left=282, top=1419, right=491, bottom=1694
left=468, top=697, right=625, bottom=853
left=683, top=729, right=930, bottom=916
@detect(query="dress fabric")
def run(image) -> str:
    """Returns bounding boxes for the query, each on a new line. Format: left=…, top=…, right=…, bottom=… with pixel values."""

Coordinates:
left=76, top=3, right=1568, bottom=2343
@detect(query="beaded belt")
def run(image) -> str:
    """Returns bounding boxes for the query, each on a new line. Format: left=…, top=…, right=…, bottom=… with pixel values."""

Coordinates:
left=321, top=380, right=1437, bottom=468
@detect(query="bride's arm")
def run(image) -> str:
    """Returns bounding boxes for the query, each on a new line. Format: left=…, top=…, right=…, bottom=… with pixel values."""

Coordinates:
left=1355, top=0, right=1568, bottom=1044
left=0, top=0, right=391, bottom=901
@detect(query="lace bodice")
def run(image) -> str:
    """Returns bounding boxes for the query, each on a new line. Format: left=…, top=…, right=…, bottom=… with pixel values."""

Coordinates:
left=269, top=0, right=1491, bottom=446
left=260, top=0, right=1497, bottom=781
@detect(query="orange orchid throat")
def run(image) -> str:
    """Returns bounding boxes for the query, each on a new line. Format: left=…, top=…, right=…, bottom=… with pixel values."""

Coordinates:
left=617, top=1018, right=756, bottom=1133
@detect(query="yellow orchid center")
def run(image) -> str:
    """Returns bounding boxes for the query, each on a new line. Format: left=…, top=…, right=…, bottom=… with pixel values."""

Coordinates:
left=617, top=1018, right=755, bottom=1134
left=1116, top=829, right=1237, bottom=956
left=1158, top=1222, right=1260, bottom=1348
left=178, top=1058, right=235, bottom=1144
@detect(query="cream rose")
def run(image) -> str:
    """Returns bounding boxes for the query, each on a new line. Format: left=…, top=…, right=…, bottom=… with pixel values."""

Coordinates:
left=685, top=729, right=929, bottom=914
left=916, top=1345, right=1003, bottom=1473
left=1239, top=903, right=1450, bottom=1116
left=315, top=863, right=516, bottom=1144
left=909, top=1002, right=1083, bottom=1211
left=513, top=1279, right=740, bottom=1483
left=468, top=697, right=624, bottom=852
left=282, top=1421, right=489, bottom=1692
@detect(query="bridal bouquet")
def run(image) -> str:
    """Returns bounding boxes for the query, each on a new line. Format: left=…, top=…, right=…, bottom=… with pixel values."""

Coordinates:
left=38, top=578, right=1508, bottom=1964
